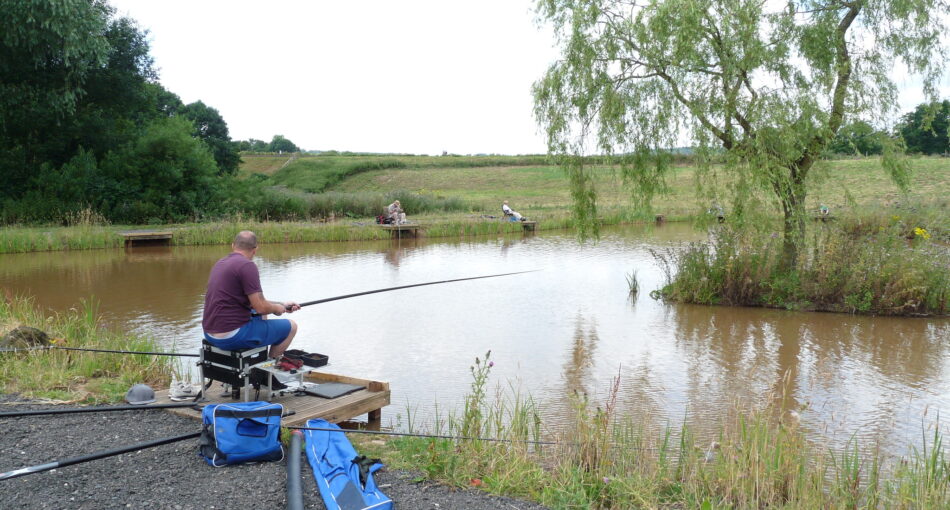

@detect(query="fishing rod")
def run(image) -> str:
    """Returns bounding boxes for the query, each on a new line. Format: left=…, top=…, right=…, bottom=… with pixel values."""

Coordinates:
left=1, top=271, right=538, bottom=357
left=0, top=431, right=200, bottom=481
left=286, top=425, right=558, bottom=446
left=49, top=346, right=199, bottom=357
left=288, top=425, right=665, bottom=452
left=0, top=408, right=297, bottom=481
left=0, top=345, right=198, bottom=357
left=0, top=402, right=199, bottom=418
left=267, top=269, right=539, bottom=314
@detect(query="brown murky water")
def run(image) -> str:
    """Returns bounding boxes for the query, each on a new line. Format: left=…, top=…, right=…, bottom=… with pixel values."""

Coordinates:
left=1, top=223, right=947, bottom=456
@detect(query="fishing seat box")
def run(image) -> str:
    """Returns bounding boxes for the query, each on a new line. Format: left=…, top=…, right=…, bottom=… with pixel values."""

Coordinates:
left=198, top=340, right=269, bottom=402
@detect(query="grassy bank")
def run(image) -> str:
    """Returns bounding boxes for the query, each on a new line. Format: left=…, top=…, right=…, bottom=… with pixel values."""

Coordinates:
left=352, top=353, right=950, bottom=509
left=0, top=296, right=175, bottom=402
left=1, top=155, right=946, bottom=254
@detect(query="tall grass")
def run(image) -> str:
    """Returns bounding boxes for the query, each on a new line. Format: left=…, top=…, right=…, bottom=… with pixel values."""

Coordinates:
left=0, top=295, right=174, bottom=402
left=652, top=207, right=950, bottom=316
left=357, top=354, right=950, bottom=509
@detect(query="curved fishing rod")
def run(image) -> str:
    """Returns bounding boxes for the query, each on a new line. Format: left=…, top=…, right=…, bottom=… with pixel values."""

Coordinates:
left=0, top=271, right=538, bottom=357
left=0, top=431, right=200, bottom=481
left=0, top=402, right=199, bottom=418
left=262, top=269, right=539, bottom=315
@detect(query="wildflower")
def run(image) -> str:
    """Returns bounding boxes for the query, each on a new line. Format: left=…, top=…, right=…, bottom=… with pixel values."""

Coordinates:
left=603, top=477, right=610, bottom=484
left=914, top=227, right=931, bottom=240
left=770, top=232, right=778, bottom=239
left=488, top=361, right=494, bottom=368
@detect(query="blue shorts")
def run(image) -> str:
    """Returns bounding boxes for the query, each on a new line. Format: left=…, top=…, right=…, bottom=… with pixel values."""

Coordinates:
left=204, top=316, right=292, bottom=350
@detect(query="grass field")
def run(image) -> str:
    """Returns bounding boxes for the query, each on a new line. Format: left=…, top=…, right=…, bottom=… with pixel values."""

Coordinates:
left=237, top=154, right=294, bottom=175
left=321, top=155, right=950, bottom=218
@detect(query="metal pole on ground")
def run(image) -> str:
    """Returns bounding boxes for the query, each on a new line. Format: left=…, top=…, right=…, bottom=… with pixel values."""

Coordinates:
left=0, top=403, right=199, bottom=418
left=0, top=432, right=200, bottom=481
left=287, top=430, right=304, bottom=510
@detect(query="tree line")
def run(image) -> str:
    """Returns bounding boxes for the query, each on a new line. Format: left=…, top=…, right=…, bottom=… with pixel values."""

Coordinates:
left=0, top=0, right=300, bottom=225
left=830, top=101, right=950, bottom=156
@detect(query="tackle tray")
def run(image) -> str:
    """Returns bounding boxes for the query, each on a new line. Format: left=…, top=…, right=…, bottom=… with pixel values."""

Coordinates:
left=283, top=349, right=328, bottom=368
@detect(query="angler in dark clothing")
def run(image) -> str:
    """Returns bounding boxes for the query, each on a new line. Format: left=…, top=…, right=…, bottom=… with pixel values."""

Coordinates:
left=202, top=231, right=300, bottom=359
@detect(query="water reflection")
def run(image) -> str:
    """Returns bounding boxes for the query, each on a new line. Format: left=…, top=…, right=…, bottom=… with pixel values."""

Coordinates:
left=669, top=303, right=950, bottom=448
left=0, top=225, right=947, bottom=458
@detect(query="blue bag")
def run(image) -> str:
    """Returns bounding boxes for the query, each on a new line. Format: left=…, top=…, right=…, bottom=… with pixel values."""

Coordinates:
left=199, top=401, right=284, bottom=467
left=304, top=418, right=393, bottom=510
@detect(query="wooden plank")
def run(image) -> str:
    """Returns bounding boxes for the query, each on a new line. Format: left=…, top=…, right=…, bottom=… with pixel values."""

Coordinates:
left=158, top=371, right=390, bottom=426
left=119, top=230, right=173, bottom=238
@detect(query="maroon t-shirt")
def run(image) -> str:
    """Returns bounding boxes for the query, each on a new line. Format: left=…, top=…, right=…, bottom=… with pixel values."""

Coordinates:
left=202, top=252, right=263, bottom=333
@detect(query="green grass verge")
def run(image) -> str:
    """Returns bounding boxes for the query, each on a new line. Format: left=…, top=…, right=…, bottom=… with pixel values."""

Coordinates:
left=350, top=352, right=950, bottom=509
left=0, top=296, right=176, bottom=402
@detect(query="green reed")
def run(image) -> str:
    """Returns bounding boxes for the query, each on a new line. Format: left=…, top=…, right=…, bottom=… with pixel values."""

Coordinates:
left=653, top=206, right=950, bottom=316
left=355, top=354, right=950, bottom=509
left=0, top=295, right=175, bottom=402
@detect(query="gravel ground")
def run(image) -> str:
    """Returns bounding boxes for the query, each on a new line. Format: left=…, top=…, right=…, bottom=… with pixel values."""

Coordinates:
left=0, top=395, right=548, bottom=510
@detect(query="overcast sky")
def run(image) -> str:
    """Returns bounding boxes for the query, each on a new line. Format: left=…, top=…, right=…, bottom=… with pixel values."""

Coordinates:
left=109, top=1, right=946, bottom=155
left=108, top=0, right=557, bottom=155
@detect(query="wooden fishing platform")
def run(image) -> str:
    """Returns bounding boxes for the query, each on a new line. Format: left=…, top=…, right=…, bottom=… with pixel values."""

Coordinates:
left=520, top=220, right=537, bottom=231
left=155, top=371, right=390, bottom=428
left=379, top=224, right=422, bottom=238
left=119, top=229, right=173, bottom=247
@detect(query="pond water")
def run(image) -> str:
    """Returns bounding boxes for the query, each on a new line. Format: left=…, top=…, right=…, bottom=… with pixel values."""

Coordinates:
left=1, top=224, right=948, bottom=457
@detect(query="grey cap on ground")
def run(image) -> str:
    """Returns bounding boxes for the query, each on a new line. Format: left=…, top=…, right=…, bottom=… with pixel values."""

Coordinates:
left=125, top=383, right=156, bottom=405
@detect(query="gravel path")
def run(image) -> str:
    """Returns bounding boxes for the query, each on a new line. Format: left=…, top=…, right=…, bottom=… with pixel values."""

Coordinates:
left=0, top=395, right=548, bottom=510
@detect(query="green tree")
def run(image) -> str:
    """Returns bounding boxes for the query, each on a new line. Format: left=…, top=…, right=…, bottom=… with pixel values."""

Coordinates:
left=0, top=0, right=111, bottom=192
left=100, top=116, right=220, bottom=222
left=268, top=134, right=299, bottom=153
left=828, top=121, right=885, bottom=155
left=533, top=0, right=946, bottom=266
left=897, top=100, right=950, bottom=155
left=180, top=100, right=241, bottom=175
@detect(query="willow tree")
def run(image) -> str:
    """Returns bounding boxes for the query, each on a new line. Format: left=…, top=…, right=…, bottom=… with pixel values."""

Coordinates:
left=533, top=0, right=946, bottom=265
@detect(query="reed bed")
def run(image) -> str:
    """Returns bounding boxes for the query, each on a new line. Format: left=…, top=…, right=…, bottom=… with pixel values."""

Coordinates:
left=357, top=352, right=950, bottom=509
left=653, top=202, right=950, bottom=317
left=0, top=296, right=175, bottom=403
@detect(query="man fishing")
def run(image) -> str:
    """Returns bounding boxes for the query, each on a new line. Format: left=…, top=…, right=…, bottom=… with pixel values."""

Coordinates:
left=202, top=231, right=300, bottom=359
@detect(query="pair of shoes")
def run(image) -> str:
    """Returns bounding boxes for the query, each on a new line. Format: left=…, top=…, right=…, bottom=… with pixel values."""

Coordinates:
left=277, top=356, right=303, bottom=371
left=279, top=355, right=303, bottom=369
left=169, top=380, right=199, bottom=401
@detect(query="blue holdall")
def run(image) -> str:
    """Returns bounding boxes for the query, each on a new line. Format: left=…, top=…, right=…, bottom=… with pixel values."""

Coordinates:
left=304, top=418, right=393, bottom=510
left=199, top=401, right=284, bottom=467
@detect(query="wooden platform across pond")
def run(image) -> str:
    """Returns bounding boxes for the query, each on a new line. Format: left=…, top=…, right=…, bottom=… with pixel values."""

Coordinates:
left=156, top=371, right=390, bottom=428
left=119, top=229, right=173, bottom=247
left=520, top=221, right=537, bottom=231
left=379, top=224, right=422, bottom=238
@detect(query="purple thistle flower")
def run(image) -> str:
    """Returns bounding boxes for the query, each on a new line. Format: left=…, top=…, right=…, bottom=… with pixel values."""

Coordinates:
left=488, top=361, right=494, bottom=368
left=603, top=477, right=610, bottom=484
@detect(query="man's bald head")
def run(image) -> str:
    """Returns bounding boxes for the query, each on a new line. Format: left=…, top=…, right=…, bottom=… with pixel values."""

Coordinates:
left=233, top=231, right=258, bottom=253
